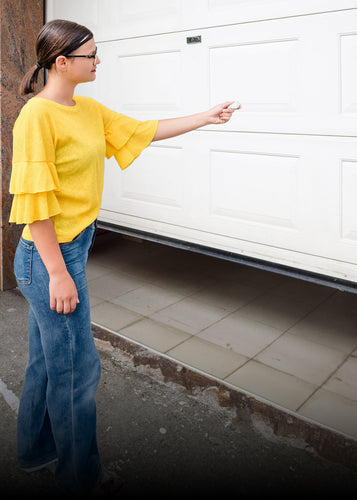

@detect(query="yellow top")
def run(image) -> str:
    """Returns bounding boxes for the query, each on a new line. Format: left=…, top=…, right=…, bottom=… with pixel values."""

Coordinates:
left=9, top=95, right=158, bottom=243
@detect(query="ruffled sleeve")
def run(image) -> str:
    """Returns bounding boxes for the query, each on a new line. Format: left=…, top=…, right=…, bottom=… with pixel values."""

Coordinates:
left=8, top=101, right=62, bottom=225
left=9, top=161, right=61, bottom=224
left=95, top=101, right=158, bottom=170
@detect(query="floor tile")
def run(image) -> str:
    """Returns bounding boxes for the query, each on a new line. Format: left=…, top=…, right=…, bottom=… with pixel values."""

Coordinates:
left=190, top=279, right=262, bottom=312
left=255, top=333, right=347, bottom=385
left=166, top=336, right=248, bottom=379
left=120, top=318, right=191, bottom=353
left=288, top=313, right=357, bottom=354
left=288, top=299, right=357, bottom=353
left=89, top=296, right=104, bottom=308
left=86, top=261, right=112, bottom=282
left=150, top=297, right=229, bottom=335
left=112, top=283, right=184, bottom=316
left=110, top=250, right=176, bottom=283
left=299, top=389, right=357, bottom=439
left=198, top=312, right=282, bottom=358
left=148, top=269, right=212, bottom=296
left=225, top=360, right=317, bottom=411
left=323, top=355, right=357, bottom=402
left=90, top=301, right=142, bottom=332
left=87, top=271, right=145, bottom=301
left=238, top=294, right=317, bottom=331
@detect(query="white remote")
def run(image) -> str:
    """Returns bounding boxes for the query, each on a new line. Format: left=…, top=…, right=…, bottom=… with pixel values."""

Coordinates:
left=228, top=101, right=241, bottom=109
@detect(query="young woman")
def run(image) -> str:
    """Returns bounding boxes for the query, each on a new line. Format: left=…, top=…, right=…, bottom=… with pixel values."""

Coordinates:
left=9, top=19, right=237, bottom=494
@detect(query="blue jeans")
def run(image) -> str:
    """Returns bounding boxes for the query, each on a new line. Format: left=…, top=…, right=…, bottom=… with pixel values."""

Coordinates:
left=14, top=222, right=101, bottom=492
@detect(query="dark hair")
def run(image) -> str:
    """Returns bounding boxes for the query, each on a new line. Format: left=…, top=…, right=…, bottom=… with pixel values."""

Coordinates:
left=19, top=19, right=93, bottom=95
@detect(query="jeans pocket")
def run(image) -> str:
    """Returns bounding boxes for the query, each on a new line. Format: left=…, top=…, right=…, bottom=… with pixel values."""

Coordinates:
left=14, top=239, right=33, bottom=285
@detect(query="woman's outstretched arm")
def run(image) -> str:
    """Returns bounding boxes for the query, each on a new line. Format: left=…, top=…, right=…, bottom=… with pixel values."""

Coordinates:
left=152, top=102, right=237, bottom=142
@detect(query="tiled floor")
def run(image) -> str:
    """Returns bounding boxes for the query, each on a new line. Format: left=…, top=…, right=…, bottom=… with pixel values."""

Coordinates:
left=87, top=231, right=357, bottom=441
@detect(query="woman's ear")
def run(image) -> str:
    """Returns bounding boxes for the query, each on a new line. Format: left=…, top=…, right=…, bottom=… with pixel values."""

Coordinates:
left=55, top=55, right=68, bottom=72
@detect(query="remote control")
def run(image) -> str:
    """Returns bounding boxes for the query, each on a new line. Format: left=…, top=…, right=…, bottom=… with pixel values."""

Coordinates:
left=228, top=101, right=241, bottom=109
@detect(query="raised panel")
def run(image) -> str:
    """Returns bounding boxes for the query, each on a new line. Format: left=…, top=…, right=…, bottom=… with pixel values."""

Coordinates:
left=120, top=145, right=184, bottom=209
left=46, top=0, right=99, bottom=34
left=116, top=0, right=181, bottom=28
left=209, top=39, right=298, bottom=113
left=340, top=160, right=357, bottom=241
left=203, top=10, right=357, bottom=136
left=117, top=51, right=182, bottom=112
left=101, top=144, right=185, bottom=217
left=210, top=150, right=298, bottom=229
left=340, top=33, right=357, bottom=114
left=92, top=36, right=190, bottom=119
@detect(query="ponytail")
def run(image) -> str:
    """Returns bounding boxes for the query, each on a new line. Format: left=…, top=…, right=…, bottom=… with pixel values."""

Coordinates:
left=17, top=19, right=93, bottom=96
left=18, top=64, right=43, bottom=96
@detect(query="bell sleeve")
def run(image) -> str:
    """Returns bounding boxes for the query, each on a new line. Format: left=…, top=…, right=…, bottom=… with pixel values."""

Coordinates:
left=9, top=107, right=61, bottom=225
left=97, top=102, right=158, bottom=170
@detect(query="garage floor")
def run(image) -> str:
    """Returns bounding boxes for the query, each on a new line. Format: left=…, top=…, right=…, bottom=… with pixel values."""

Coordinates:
left=87, top=230, right=357, bottom=441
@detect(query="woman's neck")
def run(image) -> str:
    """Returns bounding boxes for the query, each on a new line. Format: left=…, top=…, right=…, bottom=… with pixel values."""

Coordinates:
left=36, top=76, right=76, bottom=106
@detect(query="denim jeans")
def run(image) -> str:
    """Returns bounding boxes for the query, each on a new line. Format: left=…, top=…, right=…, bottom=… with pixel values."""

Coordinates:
left=14, top=222, right=101, bottom=492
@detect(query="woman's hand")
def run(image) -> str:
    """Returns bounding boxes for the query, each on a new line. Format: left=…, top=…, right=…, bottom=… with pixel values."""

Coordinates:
left=49, top=270, right=79, bottom=314
left=152, top=101, right=240, bottom=141
left=29, top=218, right=79, bottom=314
left=204, top=101, right=240, bottom=125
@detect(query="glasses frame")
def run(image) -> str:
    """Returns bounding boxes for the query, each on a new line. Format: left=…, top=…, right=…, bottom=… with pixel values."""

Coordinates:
left=66, top=47, right=98, bottom=62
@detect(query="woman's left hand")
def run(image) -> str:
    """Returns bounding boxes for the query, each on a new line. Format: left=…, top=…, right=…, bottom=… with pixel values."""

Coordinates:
left=205, top=102, right=240, bottom=124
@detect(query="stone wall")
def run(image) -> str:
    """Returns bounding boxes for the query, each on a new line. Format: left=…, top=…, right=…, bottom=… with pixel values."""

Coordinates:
left=0, top=0, right=44, bottom=290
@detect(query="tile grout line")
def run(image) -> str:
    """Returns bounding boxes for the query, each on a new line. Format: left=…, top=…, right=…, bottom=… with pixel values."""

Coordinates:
left=222, top=291, right=339, bottom=381
left=295, top=350, right=356, bottom=412
left=192, top=285, right=277, bottom=338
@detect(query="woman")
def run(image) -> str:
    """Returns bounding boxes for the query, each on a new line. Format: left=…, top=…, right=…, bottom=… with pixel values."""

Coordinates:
left=9, top=19, right=236, bottom=493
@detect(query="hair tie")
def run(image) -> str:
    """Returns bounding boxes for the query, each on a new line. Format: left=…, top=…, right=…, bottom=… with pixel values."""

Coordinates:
left=36, top=62, right=42, bottom=69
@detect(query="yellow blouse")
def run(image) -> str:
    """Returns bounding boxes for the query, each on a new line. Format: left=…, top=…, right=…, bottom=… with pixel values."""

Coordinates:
left=9, top=95, right=158, bottom=243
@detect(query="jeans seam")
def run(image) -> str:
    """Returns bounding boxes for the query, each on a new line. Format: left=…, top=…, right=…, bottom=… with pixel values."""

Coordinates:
left=16, top=244, right=33, bottom=285
left=64, top=314, right=79, bottom=488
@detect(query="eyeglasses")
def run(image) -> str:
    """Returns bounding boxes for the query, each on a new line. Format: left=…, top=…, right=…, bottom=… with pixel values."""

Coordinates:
left=66, top=47, right=98, bottom=61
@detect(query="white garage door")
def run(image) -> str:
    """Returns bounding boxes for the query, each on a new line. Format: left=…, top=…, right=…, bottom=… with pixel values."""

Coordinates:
left=46, top=1, right=357, bottom=288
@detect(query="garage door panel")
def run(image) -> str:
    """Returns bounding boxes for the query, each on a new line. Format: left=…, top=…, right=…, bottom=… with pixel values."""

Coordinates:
left=46, top=0, right=99, bottom=34
left=202, top=0, right=357, bottom=29
left=117, top=50, right=183, bottom=113
left=341, top=160, right=357, bottom=242
left=205, top=11, right=357, bottom=135
left=209, top=38, right=299, bottom=114
left=101, top=141, right=187, bottom=224
left=209, top=150, right=299, bottom=229
left=94, top=36, right=197, bottom=119
left=119, top=145, right=184, bottom=209
left=340, top=33, right=357, bottom=114
left=198, top=132, right=357, bottom=263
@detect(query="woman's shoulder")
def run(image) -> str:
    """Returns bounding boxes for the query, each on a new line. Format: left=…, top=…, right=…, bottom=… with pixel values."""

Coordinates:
left=74, top=94, right=99, bottom=107
left=22, top=95, right=51, bottom=110
left=16, top=96, right=53, bottom=123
